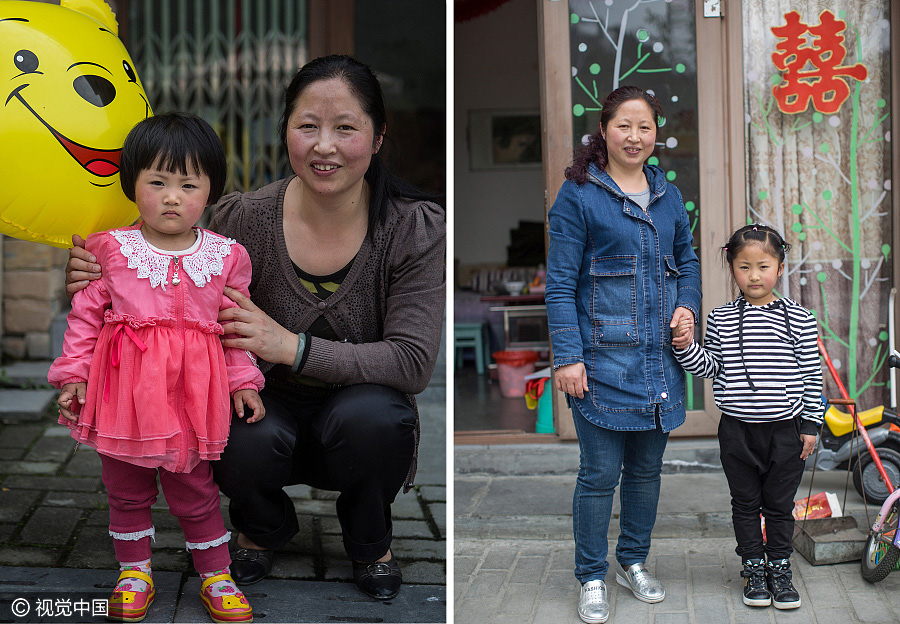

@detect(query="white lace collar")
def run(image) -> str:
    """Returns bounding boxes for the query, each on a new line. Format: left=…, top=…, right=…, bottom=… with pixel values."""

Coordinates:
left=111, top=228, right=236, bottom=290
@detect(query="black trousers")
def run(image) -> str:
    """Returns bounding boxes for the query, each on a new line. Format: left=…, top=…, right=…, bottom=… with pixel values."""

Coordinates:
left=718, top=414, right=805, bottom=560
left=212, top=382, right=416, bottom=561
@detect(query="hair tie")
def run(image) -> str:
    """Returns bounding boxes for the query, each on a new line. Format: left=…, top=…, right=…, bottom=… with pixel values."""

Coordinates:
left=752, top=226, right=758, bottom=231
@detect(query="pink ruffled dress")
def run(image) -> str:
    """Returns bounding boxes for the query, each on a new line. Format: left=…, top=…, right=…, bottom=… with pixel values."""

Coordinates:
left=48, top=225, right=264, bottom=473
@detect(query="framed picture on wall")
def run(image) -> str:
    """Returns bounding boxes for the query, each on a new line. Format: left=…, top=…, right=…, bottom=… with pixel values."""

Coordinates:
left=468, top=109, right=542, bottom=170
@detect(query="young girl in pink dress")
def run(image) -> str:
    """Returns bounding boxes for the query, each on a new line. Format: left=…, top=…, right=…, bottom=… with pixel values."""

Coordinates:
left=49, top=112, right=263, bottom=623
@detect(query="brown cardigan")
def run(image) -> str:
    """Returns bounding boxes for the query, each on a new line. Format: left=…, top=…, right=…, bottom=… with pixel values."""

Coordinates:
left=209, top=177, right=445, bottom=489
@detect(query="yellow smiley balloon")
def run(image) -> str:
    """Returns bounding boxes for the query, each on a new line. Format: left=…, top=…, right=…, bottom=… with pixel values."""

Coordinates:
left=0, top=0, right=151, bottom=248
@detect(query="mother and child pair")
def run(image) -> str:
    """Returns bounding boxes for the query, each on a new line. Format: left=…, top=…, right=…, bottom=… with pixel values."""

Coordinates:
left=545, top=85, right=822, bottom=624
left=54, top=53, right=445, bottom=624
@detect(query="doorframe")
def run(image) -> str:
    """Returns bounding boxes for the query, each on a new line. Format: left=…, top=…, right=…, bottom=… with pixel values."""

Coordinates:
left=537, top=0, right=747, bottom=439
left=537, top=0, right=576, bottom=439
left=681, top=0, right=745, bottom=436
left=893, top=0, right=900, bottom=408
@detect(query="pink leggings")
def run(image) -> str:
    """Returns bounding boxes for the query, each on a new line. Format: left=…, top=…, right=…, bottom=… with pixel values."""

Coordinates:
left=101, top=455, right=231, bottom=574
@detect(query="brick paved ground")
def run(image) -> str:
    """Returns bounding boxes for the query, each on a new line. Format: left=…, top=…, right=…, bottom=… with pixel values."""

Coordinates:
left=455, top=444, right=900, bottom=624
left=0, top=351, right=447, bottom=623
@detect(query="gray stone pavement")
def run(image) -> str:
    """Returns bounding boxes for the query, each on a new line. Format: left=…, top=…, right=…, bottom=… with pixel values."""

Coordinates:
left=455, top=443, right=900, bottom=623
left=0, top=337, right=447, bottom=623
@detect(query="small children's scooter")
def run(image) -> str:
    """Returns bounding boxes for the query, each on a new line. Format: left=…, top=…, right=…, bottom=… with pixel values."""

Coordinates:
left=807, top=347, right=900, bottom=504
left=806, top=401, right=900, bottom=504
left=860, top=352, right=900, bottom=582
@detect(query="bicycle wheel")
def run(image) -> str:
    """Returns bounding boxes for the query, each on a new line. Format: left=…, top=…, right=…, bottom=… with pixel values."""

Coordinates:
left=861, top=501, right=900, bottom=583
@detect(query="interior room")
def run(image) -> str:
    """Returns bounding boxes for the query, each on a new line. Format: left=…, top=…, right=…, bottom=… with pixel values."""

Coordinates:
left=453, top=0, right=554, bottom=440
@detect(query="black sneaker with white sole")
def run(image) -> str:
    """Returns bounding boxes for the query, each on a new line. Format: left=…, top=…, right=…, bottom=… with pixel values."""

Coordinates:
left=741, top=558, right=771, bottom=607
left=766, top=558, right=801, bottom=609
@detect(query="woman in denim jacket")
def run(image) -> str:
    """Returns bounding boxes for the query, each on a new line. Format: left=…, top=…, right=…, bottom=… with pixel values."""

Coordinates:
left=546, top=86, right=700, bottom=624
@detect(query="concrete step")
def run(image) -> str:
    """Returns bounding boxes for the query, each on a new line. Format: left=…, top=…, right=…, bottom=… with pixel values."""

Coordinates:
left=0, top=388, right=56, bottom=423
left=1, top=360, right=53, bottom=386
left=455, top=438, right=723, bottom=476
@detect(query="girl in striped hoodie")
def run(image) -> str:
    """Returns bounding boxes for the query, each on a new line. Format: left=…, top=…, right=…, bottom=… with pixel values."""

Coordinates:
left=673, top=223, right=822, bottom=611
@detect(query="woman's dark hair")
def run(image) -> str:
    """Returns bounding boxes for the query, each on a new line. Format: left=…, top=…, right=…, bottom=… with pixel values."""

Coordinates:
left=279, top=55, right=437, bottom=234
left=119, top=112, right=227, bottom=204
left=565, top=85, right=664, bottom=185
left=722, top=223, right=791, bottom=269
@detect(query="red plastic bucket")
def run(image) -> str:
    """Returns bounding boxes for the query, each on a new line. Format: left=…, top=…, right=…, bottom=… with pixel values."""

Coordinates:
left=493, top=350, right=539, bottom=398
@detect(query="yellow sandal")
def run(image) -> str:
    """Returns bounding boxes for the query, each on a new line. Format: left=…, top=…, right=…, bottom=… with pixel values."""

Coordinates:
left=200, top=573, right=253, bottom=623
left=106, top=569, right=155, bottom=622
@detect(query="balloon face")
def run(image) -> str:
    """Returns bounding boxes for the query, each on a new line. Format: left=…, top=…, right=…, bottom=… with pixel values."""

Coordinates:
left=0, top=0, right=151, bottom=248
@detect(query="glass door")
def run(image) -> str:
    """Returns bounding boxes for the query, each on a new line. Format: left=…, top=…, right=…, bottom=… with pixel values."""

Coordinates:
left=569, top=0, right=704, bottom=412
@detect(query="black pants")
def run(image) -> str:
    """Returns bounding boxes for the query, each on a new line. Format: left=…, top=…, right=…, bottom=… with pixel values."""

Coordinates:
left=212, top=382, right=416, bottom=561
left=718, top=414, right=805, bottom=560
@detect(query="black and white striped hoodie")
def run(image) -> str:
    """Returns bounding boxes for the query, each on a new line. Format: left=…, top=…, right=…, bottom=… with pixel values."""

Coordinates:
left=673, top=296, right=823, bottom=434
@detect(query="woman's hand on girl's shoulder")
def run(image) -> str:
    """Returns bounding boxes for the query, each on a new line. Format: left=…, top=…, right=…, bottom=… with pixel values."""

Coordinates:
left=555, top=362, right=589, bottom=399
left=65, top=234, right=102, bottom=299
left=233, top=388, right=265, bottom=423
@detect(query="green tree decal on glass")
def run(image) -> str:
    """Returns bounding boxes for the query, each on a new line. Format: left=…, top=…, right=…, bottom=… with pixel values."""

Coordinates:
left=569, top=0, right=700, bottom=243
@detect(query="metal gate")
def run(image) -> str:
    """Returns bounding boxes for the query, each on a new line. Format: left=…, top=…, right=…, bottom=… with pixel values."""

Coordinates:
left=127, top=0, right=308, bottom=193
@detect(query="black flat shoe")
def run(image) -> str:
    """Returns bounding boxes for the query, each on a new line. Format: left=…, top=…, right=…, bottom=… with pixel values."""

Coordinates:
left=352, top=557, right=402, bottom=600
left=231, top=547, right=275, bottom=585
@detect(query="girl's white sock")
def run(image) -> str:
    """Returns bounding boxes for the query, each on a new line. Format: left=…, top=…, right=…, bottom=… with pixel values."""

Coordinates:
left=117, top=559, right=152, bottom=594
left=200, top=567, right=239, bottom=598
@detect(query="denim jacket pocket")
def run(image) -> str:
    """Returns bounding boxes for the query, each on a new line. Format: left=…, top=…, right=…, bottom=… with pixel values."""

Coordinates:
left=592, top=320, right=639, bottom=347
left=589, top=255, right=638, bottom=348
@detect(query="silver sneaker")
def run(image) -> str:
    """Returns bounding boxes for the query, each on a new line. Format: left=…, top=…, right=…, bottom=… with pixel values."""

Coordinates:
left=615, top=562, right=665, bottom=603
left=577, top=579, right=609, bottom=623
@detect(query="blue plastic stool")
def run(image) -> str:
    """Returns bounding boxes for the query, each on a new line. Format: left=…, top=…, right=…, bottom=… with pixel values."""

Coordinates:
left=454, top=322, right=488, bottom=375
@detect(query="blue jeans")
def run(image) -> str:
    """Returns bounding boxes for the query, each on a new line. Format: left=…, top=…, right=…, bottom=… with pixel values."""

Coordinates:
left=572, top=405, right=670, bottom=583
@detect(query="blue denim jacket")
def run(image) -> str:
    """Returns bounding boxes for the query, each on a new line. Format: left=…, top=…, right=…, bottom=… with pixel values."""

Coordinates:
left=545, top=164, right=701, bottom=431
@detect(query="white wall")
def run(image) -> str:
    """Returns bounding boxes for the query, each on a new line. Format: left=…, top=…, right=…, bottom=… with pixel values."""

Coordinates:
left=454, top=0, right=544, bottom=268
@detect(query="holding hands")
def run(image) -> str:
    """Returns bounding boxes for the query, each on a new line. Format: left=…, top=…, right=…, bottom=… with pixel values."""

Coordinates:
left=670, top=306, right=695, bottom=349
left=556, top=306, right=697, bottom=398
